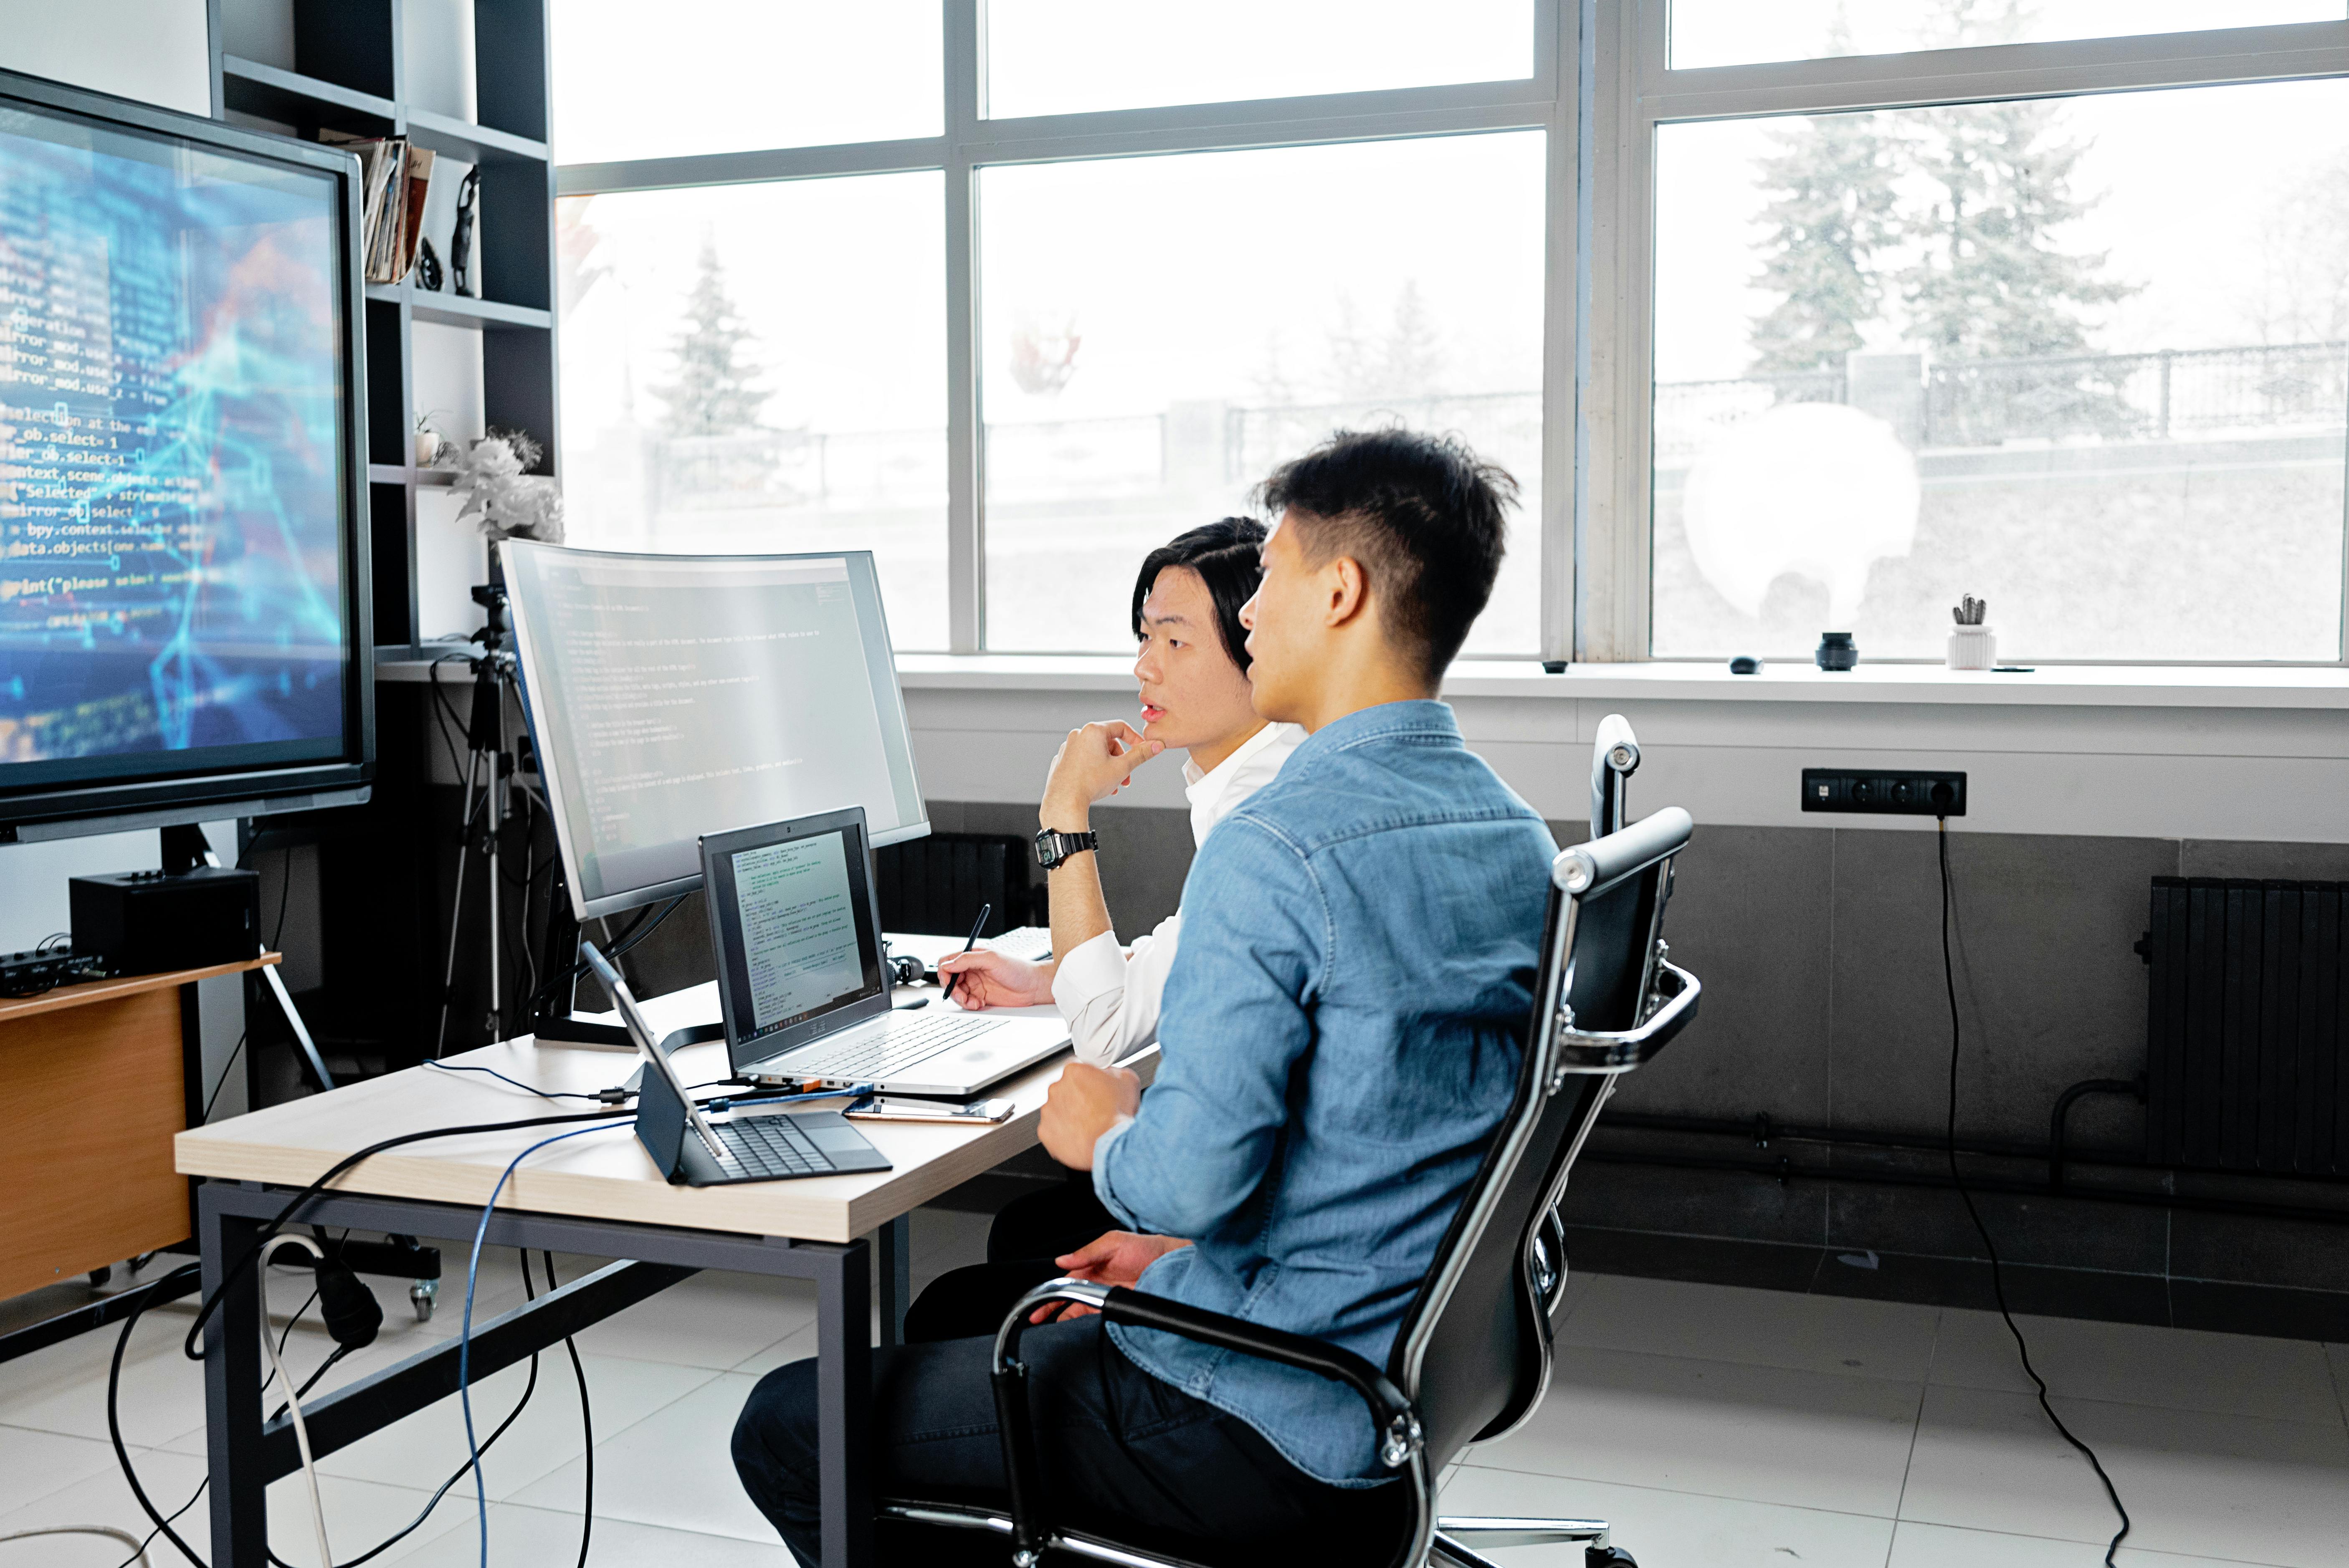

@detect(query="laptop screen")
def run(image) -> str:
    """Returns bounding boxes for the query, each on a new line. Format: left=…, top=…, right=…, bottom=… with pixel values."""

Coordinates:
left=704, top=811, right=888, bottom=1056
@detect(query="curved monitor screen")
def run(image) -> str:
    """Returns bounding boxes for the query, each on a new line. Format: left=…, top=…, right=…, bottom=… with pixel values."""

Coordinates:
left=0, top=90, right=359, bottom=821
left=501, top=544, right=927, bottom=919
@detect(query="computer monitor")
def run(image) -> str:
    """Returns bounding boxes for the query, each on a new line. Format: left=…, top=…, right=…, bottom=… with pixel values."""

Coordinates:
left=0, top=67, right=373, bottom=843
left=500, top=544, right=927, bottom=920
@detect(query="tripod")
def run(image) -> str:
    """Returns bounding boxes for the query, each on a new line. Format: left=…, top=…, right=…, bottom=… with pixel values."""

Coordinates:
left=433, top=581, right=530, bottom=1054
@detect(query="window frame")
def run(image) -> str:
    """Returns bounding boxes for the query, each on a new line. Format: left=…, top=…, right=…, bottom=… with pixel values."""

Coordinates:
left=555, top=0, right=1576, bottom=658
left=1585, top=3, right=2349, bottom=663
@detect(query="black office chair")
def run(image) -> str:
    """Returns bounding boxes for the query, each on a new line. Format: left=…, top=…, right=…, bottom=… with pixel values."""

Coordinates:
left=882, top=805, right=1702, bottom=1568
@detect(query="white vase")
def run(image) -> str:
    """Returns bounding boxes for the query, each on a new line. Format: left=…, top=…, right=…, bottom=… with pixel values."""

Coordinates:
left=1947, top=623, right=1995, bottom=670
left=415, top=429, right=441, bottom=467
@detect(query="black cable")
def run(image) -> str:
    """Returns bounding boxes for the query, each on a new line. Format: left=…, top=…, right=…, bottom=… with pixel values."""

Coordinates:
left=262, top=1249, right=549, bottom=1568
left=270, top=843, right=293, bottom=954
left=179, top=1107, right=631, bottom=1365
left=108, top=1264, right=210, bottom=1568
left=423, top=1058, right=620, bottom=1102
left=198, top=1032, right=248, bottom=1124
left=112, top=1472, right=205, bottom=1568
left=1938, top=818, right=2131, bottom=1567
left=543, top=1250, right=594, bottom=1568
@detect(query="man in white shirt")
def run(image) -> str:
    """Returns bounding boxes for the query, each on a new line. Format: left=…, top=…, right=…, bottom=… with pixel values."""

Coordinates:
left=906, top=518, right=1301, bottom=1342
left=938, top=518, right=1303, bottom=1063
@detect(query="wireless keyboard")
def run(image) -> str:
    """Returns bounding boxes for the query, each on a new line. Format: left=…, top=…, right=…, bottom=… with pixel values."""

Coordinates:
left=784, top=1011, right=996, bottom=1080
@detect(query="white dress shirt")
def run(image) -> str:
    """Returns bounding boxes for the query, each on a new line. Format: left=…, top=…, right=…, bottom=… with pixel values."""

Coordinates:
left=1049, top=721, right=1305, bottom=1066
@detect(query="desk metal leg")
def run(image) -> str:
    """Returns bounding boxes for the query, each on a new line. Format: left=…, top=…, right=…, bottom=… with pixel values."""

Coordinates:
left=200, top=1188, right=268, bottom=1567
left=814, top=1238, right=873, bottom=1568
left=875, top=1216, right=910, bottom=1348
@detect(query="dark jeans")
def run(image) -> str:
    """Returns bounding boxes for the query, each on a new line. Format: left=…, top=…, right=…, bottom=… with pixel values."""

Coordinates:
left=730, top=1316, right=1408, bottom=1568
left=902, top=1173, right=1120, bottom=1343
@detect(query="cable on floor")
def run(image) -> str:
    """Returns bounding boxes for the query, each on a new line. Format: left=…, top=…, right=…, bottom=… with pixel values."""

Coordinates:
left=0, top=1525, right=150, bottom=1564
left=1937, top=817, right=2131, bottom=1567
left=541, top=1250, right=595, bottom=1568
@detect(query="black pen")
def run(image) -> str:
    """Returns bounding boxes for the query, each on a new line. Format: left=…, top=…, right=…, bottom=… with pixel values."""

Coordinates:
left=938, top=903, right=991, bottom=1004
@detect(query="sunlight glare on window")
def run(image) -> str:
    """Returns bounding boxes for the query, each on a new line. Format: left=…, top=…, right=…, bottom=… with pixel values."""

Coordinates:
left=978, top=133, right=1546, bottom=655
left=552, top=0, right=941, bottom=163
left=1669, top=0, right=2345, bottom=72
left=985, top=0, right=1533, bottom=119
left=556, top=174, right=949, bottom=647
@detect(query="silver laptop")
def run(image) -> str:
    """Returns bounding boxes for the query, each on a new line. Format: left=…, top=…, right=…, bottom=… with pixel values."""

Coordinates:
left=700, top=808, right=1071, bottom=1097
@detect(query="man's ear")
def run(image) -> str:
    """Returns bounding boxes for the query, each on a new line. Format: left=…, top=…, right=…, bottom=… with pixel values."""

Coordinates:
left=1324, top=555, right=1371, bottom=629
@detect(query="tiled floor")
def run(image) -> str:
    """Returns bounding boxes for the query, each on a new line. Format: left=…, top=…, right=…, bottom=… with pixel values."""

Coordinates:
left=4, top=1214, right=2346, bottom=1566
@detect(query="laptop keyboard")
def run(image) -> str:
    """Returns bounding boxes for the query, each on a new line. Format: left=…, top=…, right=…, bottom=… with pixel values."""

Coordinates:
left=715, top=1114, right=841, bottom=1178
left=785, top=1011, right=997, bottom=1081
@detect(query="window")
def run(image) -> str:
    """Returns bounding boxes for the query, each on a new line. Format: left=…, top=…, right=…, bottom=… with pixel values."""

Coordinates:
left=983, top=0, right=1535, bottom=118
left=558, top=5, right=1562, bottom=660
left=555, top=174, right=949, bottom=646
left=979, top=133, right=1547, bottom=654
left=1648, top=77, right=2349, bottom=663
left=1668, top=1, right=2345, bottom=72
left=551, top=0, right=941, bottom=163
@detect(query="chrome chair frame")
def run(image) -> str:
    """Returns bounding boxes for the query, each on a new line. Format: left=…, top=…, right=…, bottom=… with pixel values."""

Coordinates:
left=880, top=806, right=1701, bottom=1568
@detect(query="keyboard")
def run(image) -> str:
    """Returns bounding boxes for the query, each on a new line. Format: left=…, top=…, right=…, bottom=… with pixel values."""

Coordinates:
left=990, top=926, right=1054, bottom=961
left=714, top=1113, right=841, bottom=1178
left=783, top=1011, right=997, bottom=1081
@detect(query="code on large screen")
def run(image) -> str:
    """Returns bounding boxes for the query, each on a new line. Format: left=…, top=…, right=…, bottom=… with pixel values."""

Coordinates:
left=0, top=105, right=349, bottom=782
left=507, top=549, right=925, bottom=909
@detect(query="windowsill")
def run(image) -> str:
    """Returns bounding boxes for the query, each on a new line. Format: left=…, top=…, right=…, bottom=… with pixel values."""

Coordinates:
left=893, top=653, right=2349, bottom=709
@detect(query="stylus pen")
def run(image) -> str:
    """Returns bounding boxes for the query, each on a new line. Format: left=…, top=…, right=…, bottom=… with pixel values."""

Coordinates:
left=938, top=903, right=991, bottom=1003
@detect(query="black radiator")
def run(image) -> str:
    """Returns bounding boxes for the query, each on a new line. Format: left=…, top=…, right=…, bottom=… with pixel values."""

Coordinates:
left=875, top=832, right=1039, bottom=938
left=2143, top=877, right=2346, bottom=1175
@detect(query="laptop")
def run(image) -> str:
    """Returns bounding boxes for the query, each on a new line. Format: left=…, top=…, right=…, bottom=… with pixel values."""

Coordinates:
left=699, top=808, right=1072, bottom=1097
left=579, top=941, right=892, bottom=1186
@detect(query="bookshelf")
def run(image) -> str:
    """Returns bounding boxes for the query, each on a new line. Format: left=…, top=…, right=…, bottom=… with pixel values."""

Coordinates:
left=209, top=0, right=559, bottom=657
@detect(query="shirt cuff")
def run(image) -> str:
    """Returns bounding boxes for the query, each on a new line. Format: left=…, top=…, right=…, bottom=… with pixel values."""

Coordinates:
left=1050, top=929, right=1127, bottom=1015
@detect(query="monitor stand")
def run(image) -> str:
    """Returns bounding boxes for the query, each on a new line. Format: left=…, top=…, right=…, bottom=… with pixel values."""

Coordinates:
left=160, top=823, right=338, bottom=1095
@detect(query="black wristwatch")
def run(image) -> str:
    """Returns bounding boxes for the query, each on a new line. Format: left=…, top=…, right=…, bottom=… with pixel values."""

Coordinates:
left=1034, top=827, right=1099, bottom=871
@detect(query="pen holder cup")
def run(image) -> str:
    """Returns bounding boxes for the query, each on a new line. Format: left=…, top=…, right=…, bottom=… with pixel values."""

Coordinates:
left=1947, top=624, right=1996, bottom=671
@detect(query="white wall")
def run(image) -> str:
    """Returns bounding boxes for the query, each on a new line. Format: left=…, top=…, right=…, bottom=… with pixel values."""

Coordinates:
left=0, top=0, right=250, bottom=1116
left=897, top=660, right=2349, bottom=844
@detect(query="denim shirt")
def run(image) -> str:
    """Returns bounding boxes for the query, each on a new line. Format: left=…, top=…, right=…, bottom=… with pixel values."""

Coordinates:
left=1092, top=700, right=1557, bottom=1486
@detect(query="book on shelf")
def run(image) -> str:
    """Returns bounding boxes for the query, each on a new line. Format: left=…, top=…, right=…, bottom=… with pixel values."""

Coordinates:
left=318, top=131, right=437, bottom=285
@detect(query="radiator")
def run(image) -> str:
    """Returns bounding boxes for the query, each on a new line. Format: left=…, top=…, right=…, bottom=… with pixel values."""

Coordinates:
left=2143, top=877, right=2346, bottom=1175
left=875, top=832, right=1038, bottom=938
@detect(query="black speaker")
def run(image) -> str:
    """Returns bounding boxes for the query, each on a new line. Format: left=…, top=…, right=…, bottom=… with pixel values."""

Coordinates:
left=69, top=866, right=261, bottom=975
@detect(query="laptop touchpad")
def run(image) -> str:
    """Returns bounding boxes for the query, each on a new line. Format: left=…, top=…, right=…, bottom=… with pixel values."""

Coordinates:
left=809, top=1124, right=873, bottom=1154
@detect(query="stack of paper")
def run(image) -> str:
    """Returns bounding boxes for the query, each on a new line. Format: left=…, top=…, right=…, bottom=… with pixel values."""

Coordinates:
left=320, top=132, right=437, bottom=285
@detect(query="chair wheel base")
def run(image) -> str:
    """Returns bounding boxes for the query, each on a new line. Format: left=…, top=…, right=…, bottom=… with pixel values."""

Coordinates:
left=1586, top=1548, right=1636, bottom=1568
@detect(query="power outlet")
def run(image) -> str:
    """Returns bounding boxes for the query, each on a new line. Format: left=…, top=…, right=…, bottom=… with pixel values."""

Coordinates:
left=1801, top=768, right=1967, bottom=817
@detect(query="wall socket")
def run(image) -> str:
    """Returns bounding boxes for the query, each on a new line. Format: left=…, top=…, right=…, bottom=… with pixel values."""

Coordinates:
left=1801, top=769, right=1967, bottom=817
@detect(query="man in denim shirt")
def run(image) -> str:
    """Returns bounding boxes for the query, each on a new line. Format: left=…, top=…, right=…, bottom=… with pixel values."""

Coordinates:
left=734, top=430, right=1554, bottom=1565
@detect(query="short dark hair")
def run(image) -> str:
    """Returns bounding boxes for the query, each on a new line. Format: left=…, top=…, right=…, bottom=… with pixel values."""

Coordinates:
left=1255, top=428, right=1517, bottom=680
left=1130, top=516, right=1269, bottom=670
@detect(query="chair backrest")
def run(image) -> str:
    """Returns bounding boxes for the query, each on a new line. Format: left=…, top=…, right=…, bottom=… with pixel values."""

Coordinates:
left=1590, top=713, right=1640, bottom=840
left=1385, top=805, right=1698, bottom=1467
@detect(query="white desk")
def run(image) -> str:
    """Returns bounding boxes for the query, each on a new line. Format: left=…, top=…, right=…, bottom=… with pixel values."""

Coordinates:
left=176, top=983, right=1087, bottom=1568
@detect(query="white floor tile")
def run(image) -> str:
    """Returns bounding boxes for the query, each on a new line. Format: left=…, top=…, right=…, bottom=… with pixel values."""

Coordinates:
left=264, top=1472, right=443, bottom=1568
left=1930, top=1308, right=2345, bottom=1426
left=564, top=1270, right=817, bottom=1370
left=507, top=1371, right=774, bottom=1542
left=1470, top=1345, right=1924, bottom=1517
left=0, top=1443, right=208, bottom=1567
left=1562, top=1273, right=1942, bottom=1383
left=1887, top=1518, right=2279, bottom=1568
left=1441, top=1462, right=1898, bottom=1568
left=1900, top=1382, right=2349, bottom=1566
left=732, top=1320, right=820, bottom=1378
left=382, top=1500, right=795, bottom=1566
left=307, top=1350, right=717, bottom=1500
left=0, top=1426, right=130, bottom=1517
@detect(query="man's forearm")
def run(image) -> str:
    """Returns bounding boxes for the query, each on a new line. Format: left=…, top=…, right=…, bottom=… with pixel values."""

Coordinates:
left=1042, top=803, right=1114, bottom=960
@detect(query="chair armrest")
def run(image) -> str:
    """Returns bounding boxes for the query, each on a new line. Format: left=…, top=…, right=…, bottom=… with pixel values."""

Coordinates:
left=995, top=1279, right=1423, bottom=1469
left=1554, top=958, right=1701, bottom=1072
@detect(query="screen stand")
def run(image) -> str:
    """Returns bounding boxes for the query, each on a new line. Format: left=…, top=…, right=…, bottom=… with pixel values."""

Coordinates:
left=160, top=823, right=338, bottom=1093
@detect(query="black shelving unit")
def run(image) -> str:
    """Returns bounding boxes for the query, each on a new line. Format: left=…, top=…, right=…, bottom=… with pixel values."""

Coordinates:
left=210, top=0, right=559, bottom=655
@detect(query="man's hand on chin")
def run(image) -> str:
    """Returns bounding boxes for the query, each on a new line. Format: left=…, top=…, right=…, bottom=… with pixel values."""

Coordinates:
left=1038, top=1062, right=1142, bottom=1169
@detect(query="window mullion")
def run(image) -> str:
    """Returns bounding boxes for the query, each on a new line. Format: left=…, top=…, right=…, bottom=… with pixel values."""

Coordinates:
left=945, top=0, right=982, bottom=653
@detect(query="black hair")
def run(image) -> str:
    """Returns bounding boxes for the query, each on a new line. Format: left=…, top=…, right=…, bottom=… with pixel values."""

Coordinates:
left=1255, top=427, right=1516, bottom=682
left=1130, top=516, right=1269, bottom=671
